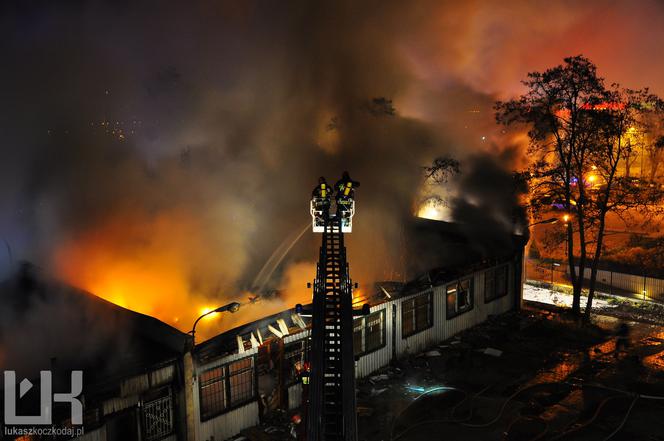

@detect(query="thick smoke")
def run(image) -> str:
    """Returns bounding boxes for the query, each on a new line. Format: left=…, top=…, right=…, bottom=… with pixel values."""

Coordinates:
left=1, top=0, right=663, bottom=354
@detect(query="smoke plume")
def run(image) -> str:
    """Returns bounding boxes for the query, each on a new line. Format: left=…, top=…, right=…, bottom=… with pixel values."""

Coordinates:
left=1, top=0, right=663, bottom=351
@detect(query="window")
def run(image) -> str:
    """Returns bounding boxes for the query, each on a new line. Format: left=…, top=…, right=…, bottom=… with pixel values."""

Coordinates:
left=228, top=358, right=254, bottom=406
left=199, top=367, right=226, bottom=420
left=199, top=357, right=256, bottom=420
left=485, top=265, right=509, bottom=303
left=143, top=391, right=173, bottom=441
left=402, top=292, right=432, bottom=338
left=353, top=310, right=386, bottom=356
left=283, top=341, right=306, bottom=385
left=446, top=278, right=473, bottom=319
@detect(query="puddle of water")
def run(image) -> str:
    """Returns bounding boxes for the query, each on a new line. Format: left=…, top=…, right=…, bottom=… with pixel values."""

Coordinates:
left=528, top=339, right=616, bottom=385
left=641, top=330, right=664, bottom=371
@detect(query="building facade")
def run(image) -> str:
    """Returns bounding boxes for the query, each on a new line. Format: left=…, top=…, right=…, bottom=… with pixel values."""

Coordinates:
left=186, top=254, right=523, bottom=441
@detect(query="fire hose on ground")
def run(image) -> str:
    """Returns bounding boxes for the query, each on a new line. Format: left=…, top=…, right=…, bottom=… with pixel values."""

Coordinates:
left=388, top=381, right=664, bottom=441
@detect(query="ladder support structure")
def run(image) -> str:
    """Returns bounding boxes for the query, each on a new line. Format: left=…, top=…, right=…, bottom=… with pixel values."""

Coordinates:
left=306, top=212, right=357, bottom=441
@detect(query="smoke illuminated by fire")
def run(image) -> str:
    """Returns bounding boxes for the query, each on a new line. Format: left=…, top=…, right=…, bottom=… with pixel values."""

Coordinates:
left=3, top=0, right=664, bottom=345
left=52, top=212, right=315, bottom=340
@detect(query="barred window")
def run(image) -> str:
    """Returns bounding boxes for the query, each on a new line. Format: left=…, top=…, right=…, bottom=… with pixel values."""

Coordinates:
left=402, top=292, right=432, bottom=338
left=143, top=392, right=173, bottom=441
left=228, top=358, right=254, bottom=406
left=284, top=341, right=306, bottom=385
left=199, top=367, right=226, bottom=420
left=199, top=357, right=256, bottom=421
left=353, top=310, right=386, bottom=356
left=446, top=278, right=473, bottom=319
left=485, top=265, right=509, bottom=303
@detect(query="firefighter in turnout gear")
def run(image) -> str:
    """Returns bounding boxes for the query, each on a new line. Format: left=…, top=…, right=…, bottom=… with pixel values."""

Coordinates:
left=312, top=176, right=331, bottom=218
left=335, top=171, right=360, bottom=204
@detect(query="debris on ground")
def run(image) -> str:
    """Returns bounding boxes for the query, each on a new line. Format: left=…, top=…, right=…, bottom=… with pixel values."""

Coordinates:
left=482, top=347, right=503, bottom=357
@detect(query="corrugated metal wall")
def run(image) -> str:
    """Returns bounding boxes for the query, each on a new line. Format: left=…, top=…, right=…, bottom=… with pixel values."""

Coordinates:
left=288, top=383, right=303, bottom=410
left=191, top=259, right=519, bottom=439
left=193, top=348, right=260, bottom=441
left=355, top=302, right=394, bottom=378
left=393, top=262, right=515, bottom=360
left=574, top=266, right=664, bottom=300
left=196, top=402, right=260, bottom=441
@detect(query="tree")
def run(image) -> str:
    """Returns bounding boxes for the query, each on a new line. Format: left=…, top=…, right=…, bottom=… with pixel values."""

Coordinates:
left=583, top=87, right=663, bottom=318
left=496, top=56, right=664, bottom=318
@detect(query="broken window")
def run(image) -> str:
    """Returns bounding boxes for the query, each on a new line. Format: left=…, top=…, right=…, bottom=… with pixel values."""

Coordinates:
left=353, top=310, right=386, bottom=356
left=485, top=264, right=509, bottom=303
left=402, top=292, right=432, bottom=338
left=199, top=357, right=256, bottom=420
left=446, top=278, right=473, bottom=319
left=142, top=389, right=173, bottom=441
left=284, top=341, right=306, bottom=385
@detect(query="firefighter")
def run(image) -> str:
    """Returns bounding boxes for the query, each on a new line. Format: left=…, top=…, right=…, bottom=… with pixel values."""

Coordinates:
left=335, top=171, right=360, bottom=202
left=312, top=176, right=331, bottom=217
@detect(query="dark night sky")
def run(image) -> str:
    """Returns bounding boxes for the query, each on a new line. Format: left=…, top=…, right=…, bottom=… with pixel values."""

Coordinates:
left=1, top=0, right=664, bottom=333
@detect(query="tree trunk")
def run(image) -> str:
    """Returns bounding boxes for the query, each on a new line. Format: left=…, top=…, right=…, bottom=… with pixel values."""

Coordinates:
left=567, top=222, right=581, bottom=315
left=573, top=208, right=588, bottom=316
left=584, top=212, right=607, bottom=320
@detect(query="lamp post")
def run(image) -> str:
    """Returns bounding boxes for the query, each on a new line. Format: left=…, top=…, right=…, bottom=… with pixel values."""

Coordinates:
left=189, top=301, right=241, bottom=345
left=528, top=217, right=559, bottom=227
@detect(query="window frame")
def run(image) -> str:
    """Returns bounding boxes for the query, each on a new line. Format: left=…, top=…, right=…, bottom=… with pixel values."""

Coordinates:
left=401, top=291, right=433, bottom=338
left=199, top=356, right=257, bottom=421
left=142, top=387, right=174, bottom=441
left=484, top=264, right=509, bottom=303
left=283, top=341, right=306, bottom=386
left=353, top=309, right=387, bottom=357
left=446, top=278, right=474, bottom=319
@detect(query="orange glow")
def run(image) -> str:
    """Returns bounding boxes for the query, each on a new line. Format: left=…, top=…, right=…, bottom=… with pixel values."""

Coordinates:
left=53, top=212, right=212, bottom=330
left=563, top=214, right=570, bottom=222
left=52, top=212, right=315, bottom=341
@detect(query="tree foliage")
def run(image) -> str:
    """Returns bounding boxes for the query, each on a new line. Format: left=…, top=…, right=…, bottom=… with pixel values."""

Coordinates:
left=496, top=56, right=664, bottom=317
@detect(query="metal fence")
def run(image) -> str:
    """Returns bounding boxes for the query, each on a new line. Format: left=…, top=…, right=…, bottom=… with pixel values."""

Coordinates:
left=526, top=258, right=664, bottom=303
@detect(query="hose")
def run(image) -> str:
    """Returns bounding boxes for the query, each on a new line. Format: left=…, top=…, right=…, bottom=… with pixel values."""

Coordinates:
left=389, top=384, right=490, bottom=441
left=503, top=415, right=549, bottom=441
left=601, top=395, right=638, bottom=441
left=388, top=386, right=465, bottom=441
left=460, top=382, right=563, bottom=428
left=547, top=395, right=622, bottom=441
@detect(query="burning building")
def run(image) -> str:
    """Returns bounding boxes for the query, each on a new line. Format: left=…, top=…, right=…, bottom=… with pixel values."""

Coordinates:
left=12, top=216, right=525, bottom=441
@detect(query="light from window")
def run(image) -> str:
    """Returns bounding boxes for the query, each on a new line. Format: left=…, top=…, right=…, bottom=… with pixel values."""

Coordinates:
left=446, top=279, right=473, bottom=319
left=353, top=310, right=386, bottom=356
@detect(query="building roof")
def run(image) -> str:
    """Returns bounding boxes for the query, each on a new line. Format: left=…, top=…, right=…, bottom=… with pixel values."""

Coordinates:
left=0, top=263, right=189, bottom=389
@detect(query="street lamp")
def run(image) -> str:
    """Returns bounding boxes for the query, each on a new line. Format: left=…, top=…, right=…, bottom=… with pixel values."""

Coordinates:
left=189, top=301, right=241, bottom=345
left=528, top=217, right=559, bottom=227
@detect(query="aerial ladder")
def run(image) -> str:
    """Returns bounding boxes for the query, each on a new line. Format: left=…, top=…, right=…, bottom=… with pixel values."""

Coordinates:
left=299, top=186, right=365, bottom=441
